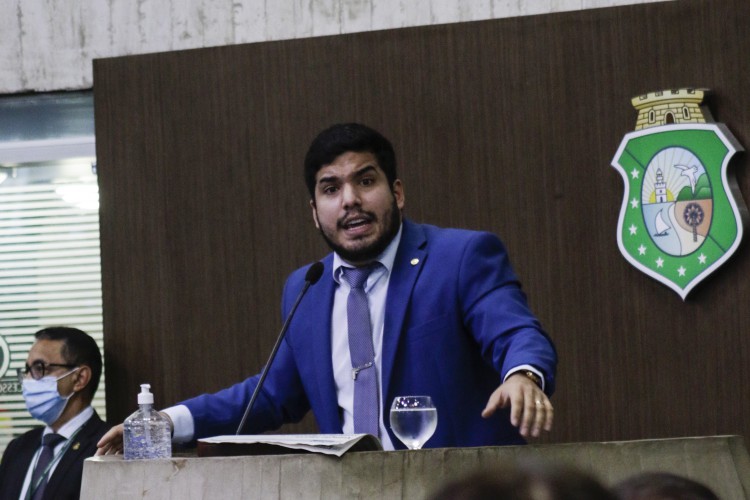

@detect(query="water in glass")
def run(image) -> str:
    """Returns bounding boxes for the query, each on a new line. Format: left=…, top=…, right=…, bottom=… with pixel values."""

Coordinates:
left=389, top=395, right=437, bottom=450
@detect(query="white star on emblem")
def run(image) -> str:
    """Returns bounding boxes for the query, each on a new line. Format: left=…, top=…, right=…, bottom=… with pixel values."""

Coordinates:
left=656, top=257, right=664, bottom=268
left=698, top=253, right=707, bottom=264
left=630, top=168, right=640, bottom=179
left=630, top=198, right=639, bottom=209
left=628, top=224, right=637, bottom=235
left=678, top=266, right=686, bottom=276
left=638, top=244, right=646, bottom=255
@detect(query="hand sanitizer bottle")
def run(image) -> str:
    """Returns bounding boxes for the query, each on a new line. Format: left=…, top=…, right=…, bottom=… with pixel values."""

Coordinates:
left=123, top=383, right=172, bottom=459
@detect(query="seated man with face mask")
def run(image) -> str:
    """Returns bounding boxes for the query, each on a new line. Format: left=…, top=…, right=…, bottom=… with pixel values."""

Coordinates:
left=0, top=327, right=110, bottom=500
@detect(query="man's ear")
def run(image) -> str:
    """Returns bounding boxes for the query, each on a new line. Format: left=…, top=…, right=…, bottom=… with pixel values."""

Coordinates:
left=392, top=179, right=405, bottom=210
left=73, top=365, right=92, bottom=393
left=310, top=199, right=320, bottom=229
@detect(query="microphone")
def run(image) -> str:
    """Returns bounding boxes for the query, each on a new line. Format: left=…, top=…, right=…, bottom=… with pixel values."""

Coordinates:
left=236, top=261, right=325, bottom=434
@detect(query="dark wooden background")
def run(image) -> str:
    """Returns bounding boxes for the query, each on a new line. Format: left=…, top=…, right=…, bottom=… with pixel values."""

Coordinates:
left=93, top=0, right=750, bottom=445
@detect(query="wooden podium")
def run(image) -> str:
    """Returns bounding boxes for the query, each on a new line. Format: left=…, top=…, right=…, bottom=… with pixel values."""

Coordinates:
left=81, top=436, right=750, bottom=499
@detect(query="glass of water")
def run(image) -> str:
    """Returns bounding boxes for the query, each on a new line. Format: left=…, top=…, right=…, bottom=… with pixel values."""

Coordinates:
left=389, top=395, right=438, bottom=450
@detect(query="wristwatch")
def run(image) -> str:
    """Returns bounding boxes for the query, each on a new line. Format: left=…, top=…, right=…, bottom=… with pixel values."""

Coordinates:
left=516, top=370, right=542, bottom=389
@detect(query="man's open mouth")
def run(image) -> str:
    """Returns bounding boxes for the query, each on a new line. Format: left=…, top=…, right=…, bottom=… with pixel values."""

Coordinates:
left=340, top=214, right=373, bottom=230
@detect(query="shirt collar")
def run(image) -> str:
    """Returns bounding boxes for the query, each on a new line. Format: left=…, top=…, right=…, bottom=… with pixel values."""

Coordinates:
left=44, top=405, right=94, bottom=440
left=332, top=222, right=403, bottom=284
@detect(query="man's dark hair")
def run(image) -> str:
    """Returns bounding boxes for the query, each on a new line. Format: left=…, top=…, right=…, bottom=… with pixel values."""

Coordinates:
left=35, top=326, right=102, bottom=403
left=613, top=471, right=719, bottom=500
left=428, top=461, right=617, bottom=500
left=304, top=123, right=398, bottom=198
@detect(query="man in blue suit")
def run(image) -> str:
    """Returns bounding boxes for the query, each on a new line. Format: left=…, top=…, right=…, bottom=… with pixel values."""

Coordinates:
left=98, top=123, right=556, bottom=451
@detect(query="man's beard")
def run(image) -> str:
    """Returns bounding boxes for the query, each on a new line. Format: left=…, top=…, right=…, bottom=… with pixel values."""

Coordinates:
left=317, top=198, right=401, bottom=264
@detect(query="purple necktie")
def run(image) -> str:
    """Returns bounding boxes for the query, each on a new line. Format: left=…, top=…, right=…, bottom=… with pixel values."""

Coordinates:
left=31, top=433, right=65, bottom=500
left=343, top=265, right=379, bottom=437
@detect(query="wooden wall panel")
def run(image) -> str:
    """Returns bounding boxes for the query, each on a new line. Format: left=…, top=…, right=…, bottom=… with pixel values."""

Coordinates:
left=94, top=0, right=750, bottom=444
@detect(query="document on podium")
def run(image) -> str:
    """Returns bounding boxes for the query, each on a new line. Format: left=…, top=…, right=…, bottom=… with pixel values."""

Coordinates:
left=197, top=434, right=382, bottom=457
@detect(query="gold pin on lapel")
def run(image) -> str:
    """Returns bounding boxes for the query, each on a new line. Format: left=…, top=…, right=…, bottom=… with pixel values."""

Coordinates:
left=72, top=442, right=81, bottom=451
left=410, top=258, right=419, bottom=266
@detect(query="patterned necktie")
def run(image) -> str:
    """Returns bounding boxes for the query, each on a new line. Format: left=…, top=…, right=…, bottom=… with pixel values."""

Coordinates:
left=342, top=265, right=380, bottom=437
left=31, top=433, right=65, bottom=500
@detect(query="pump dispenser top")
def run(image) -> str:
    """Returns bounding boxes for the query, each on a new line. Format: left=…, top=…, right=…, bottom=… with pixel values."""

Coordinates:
left=138, top=384, right=154, bottom=405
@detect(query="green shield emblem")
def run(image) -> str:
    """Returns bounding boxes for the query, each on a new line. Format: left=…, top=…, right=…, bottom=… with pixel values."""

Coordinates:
left=611, top=89, right=747, bottom=299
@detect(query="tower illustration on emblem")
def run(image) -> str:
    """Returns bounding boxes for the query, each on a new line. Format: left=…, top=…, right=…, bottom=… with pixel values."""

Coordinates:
left=611, top=89, right=748, bottom=299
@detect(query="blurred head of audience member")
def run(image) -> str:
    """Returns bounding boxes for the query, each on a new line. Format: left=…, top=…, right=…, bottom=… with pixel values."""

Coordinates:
left=612, top=471, right=718, bottom=500
left=427, top=460, right=617, bottom=500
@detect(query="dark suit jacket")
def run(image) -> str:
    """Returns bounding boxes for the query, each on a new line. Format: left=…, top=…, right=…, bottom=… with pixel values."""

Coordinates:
left=183, top=220, right=557, bottom=448
left=0, top=411, right=110, bottom=500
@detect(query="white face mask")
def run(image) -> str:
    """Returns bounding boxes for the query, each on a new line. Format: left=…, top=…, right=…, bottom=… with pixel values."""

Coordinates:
left=22, top=368, right=79, bottom=425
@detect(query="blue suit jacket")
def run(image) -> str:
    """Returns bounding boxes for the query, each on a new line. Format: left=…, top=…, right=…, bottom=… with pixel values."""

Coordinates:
left=183, top=220, right=557, bottom=448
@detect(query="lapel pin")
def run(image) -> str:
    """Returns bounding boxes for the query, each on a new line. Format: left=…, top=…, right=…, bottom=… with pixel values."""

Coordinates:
left=410, top=258, right=419, bottom=266
left=72, top=442, right=81, bottom=450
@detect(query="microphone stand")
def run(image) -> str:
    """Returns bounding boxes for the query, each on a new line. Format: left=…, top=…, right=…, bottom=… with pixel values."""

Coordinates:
left=235, top=262, right=323, bottom=435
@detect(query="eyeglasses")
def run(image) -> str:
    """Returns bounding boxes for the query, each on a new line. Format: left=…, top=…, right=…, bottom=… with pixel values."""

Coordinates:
left=16, top=361, right=78, bottom=383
